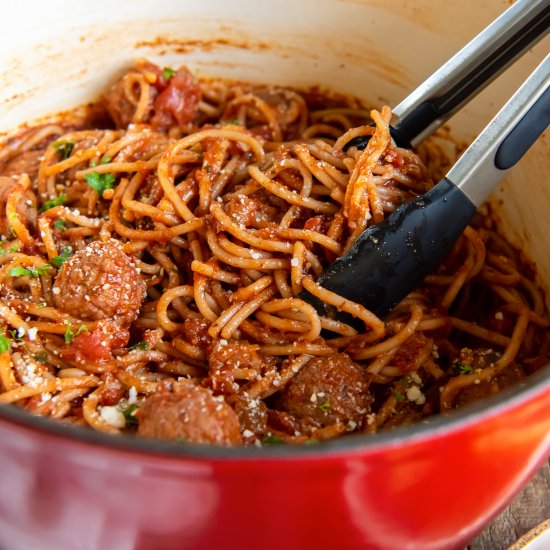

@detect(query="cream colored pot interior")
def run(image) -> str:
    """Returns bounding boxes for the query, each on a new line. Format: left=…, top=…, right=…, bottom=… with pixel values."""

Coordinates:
left=1, top=0, right=549, bottom=301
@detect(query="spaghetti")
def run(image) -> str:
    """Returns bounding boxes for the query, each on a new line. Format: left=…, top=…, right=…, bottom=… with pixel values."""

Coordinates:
left=0, top=59, right=547, bottom=446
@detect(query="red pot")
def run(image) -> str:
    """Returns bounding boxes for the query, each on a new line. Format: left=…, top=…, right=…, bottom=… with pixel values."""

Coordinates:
left=1, top=370, right=548, bottom=550
left=0, top=2, right=549, bottom=549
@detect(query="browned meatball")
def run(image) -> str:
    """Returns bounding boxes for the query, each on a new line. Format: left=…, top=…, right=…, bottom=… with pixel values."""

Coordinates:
left=53, top=239, right=146, bottom=325
left=137, top=381, right=242, bottom=445
left=277, top=353, right=371, bottom=432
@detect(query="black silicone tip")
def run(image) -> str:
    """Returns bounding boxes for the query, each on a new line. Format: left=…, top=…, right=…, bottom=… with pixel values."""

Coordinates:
left=495, top=85, right=550, bottom=170
left=301, top=178, right=476, bottom=319
left=342, top=123, right=412, bottom=152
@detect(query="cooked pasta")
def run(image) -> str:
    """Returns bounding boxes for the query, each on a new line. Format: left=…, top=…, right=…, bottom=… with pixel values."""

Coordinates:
left=0, top=59, right=547, bottom=446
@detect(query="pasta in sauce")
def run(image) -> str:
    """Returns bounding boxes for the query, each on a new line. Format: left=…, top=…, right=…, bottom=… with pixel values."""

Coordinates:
left=0, top=59, right=547, bottom=446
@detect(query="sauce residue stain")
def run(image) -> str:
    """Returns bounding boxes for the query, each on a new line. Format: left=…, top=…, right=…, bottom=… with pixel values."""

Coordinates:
left=135, top=36, right=271, bottom=55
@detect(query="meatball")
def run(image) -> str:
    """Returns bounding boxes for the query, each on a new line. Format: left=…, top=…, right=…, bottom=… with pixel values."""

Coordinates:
left=53, top=239, right=146, bottom=325
left=137, top=381, right=242, bottom=445
left=277, top=353, right=371, bottom=431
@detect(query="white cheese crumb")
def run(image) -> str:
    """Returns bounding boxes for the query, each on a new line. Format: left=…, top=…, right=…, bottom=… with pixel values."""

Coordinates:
left=290, top=258, right=299, bottom=267
left=406, top=386, right=426, bottom=405
left=310, top=393, right=317, bottom=403
left=365, top=413, right=376, bottom=425
left=17, top=327, right=26, bottom=338
left=99, top=406, right=126, bottom=429
left=250, top=252, right=261, bottom=260
left=495, top=311, right=504, bottom=320
left=242, top=429, right=254, bottom=438
left=40, top=392, right=52, bottom=403
left=27, top=327, right=38, bottom=341
left=128, top=386, right=137, bottom=404
left=219, top=339, right=228, bottom=347
left=52, top=287, right=61, bottom=295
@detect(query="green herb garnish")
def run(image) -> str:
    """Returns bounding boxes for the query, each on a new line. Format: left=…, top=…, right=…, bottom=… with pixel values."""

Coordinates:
left=129, top=341, right=149, bottom=352
left=121, top=403, right=139, bottom=425
left=52, top=140, right=74, bottom=160
left=0, top=244, right=19, bottom=257
left=53, top=219, right=67, bottom=232
left=9, top=265, right=51, bottom=278
left=305, top=439, right=319, bottom=446
left=35, top=351, right=48, bottom=364
left=318, top=400, right=331, bottom=413
left=84, top=171, right=116, bottom=196
left=393, top=390, right=405, bottom=402
left=458, top=363, right=474, bottom=375
left=40, top=194, right=68, bottom=213
left=221, top=119, right=241, bottom=126
left=64, top=323, right=88, bottom=344
left=162, top=67, right=176, bottom=80
left=0, top=332, right=12, bottom=353
left=9, top=329, right=22, bottom=342
left=262, top=434, right=285, bottom=446
left=51, top=247, right=72, bottom=268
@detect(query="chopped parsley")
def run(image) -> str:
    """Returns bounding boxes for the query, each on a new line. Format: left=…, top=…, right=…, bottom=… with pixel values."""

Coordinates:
left=162, top=67, right=176, bottom=80
left=64, top=323, right=88, bottom=344
left=393, top=390, right=405, bottom=402
left=0, top=332, right=12, bottom=353
left=40, top=194, right=68, bottom=213
left=262, top=434, right=285, bottom=446
left=53, top=218, right=67, bottom=232
left=0, top=244, right=19, bottom=257
left=9, top=265, right=51, bottom=278
left=34, top=351, right=48, bottom=364
left=128, top=341, right=149, bottom=352
left=305, top=439, right=319, bottom=446
left=84, top=171, right=116, bottom=196
left=221, top=119, right=241, bottom=126
left=51, top=247, right=73, bottom=268
left=121, top=403, right=139, bottom=425
left=318, top=400, right=331, bottom=412
left=52, top=140, right=74, bottom=160
left=9, top=329, right=23, bottom=342
left=458, top=363, right=474, bottom=375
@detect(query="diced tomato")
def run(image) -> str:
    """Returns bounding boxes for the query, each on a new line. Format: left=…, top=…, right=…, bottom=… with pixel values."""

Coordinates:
left=151, top=68, right=200, bottom=130
left=65, top=322, right=130, bottom=363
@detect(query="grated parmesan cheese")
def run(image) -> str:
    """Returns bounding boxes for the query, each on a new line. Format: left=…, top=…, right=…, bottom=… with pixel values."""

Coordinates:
left=100, top=406, right=126, bottom=429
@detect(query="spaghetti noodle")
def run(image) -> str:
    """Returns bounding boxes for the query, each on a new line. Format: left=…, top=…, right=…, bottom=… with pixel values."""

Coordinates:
left=0, top=59, right=547, bottom=446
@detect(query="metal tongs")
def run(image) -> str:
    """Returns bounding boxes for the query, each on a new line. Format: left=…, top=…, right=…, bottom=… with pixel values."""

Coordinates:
left=301, top=0, right=550, bottom=322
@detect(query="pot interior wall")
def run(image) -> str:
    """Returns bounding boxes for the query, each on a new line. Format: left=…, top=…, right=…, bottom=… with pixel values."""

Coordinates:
left=0, top=0, right=549, bottom=302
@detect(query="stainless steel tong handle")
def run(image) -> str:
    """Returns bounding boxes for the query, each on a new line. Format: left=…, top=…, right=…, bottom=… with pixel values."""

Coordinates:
left=450, top=53, right=550, bottom=207
left=393, top=0, right=550, bottom=147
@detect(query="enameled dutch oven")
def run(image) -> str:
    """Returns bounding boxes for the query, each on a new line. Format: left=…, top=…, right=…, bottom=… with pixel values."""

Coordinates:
left=0, top=1, right=548, bottom=549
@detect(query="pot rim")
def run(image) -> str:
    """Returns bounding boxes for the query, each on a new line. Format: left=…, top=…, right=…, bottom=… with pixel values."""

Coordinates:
left=0, top=364, right=548, bottom=461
